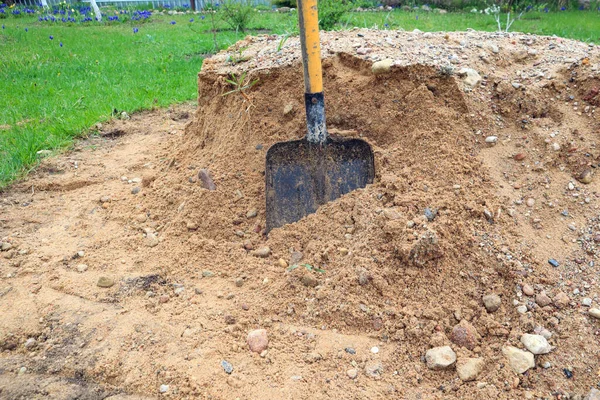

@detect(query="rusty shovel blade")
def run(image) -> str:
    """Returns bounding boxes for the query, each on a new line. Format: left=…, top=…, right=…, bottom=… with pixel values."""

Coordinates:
left=265, top=136, right=374, bottom=233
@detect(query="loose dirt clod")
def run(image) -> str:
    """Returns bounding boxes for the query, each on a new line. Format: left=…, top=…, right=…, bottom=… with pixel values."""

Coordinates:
left=1, top=29, right=599, bottom=399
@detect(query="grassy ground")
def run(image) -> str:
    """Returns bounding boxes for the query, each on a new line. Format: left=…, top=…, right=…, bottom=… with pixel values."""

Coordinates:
left=0, top=9, right=599, bottom=187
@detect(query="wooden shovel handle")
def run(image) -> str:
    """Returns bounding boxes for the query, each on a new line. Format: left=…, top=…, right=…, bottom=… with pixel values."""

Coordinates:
left=298, top=0, right=323, bottom=94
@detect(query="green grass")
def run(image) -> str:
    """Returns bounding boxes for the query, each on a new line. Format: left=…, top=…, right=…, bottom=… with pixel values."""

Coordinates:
left=0, top=9, right=599, bottom=187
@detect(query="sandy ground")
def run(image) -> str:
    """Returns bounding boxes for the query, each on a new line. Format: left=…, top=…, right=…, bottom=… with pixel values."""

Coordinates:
left=1, top=30, right=600, bottom=399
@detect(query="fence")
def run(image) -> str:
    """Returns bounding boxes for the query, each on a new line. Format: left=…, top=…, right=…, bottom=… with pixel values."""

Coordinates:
left=16, top=0, right=271, bottom=9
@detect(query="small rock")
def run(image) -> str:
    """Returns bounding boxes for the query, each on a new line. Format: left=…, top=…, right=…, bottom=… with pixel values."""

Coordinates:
left=235, top=277, right=244, bottom=287
left=345, top=347, right=356, bottom=355
left=514, top=153, right=526, bottom=161
left=450, top=320, right=479, bottom=350
left=577, top=169, right=593, bottom=184
left=585, top=388, right=600, bottom=400
left=522, top=284, right=534, bottom=296
left=568, top=181, right=575, bottom=191
left=247, top=329, right=269, bottom=353
left=159, top=294, right=169, bottom=303
left=526, top=198, right=535, bottom=207
left=347, top=368, right=358, bottom=379
left=356, top=47, right=372, bottom=55
left=521, top=334, right=552, bottom=354
left=485, top=136, right=498, bottom=144
left=364, top=360, right=383, bottom=377
left=1, top=242, right=13, bottom=251
left=372, top=59, right=393, bottom=75
left=582, top=298, right=592, bottom=307
left=551, top=142, right=561, bottom=151
left=542, top=361, right=552, bottom=369
left=301, top=274, right=318, bottom=288
left=97, top=276, right=115, bottom=288
left=424, top=207, right=437, bottom=221
left=131, top=186, right=141, bottom=195
left=536, top=291, right=552, bottom=307
left=457, top=68, right=482, bottom=87
left=588, top=308, right=600, bottom=319
left=456, top=357, right=484, bottom=382
left=548, top=259, right=560, bottom=267
left=252, top=247, right=271, bottom=258
left=221, top=360, right=233, bottom=374
left=24, top=338, right=36, bottom=349
left=425, top=346, right=456, bottom=370
left=100, top=195, right=111, bottom=203
left=18, top=366, right=26, bottom=375
left=278, top=258, right=288, bottom=268
left=159, top=384, right=169, bottom=393
left=553, top=291, right=570, bottom=308
left=516, top=305, right=528, bottom=314
left=502, top=346, right=535, bottom=374
left=202, top=270, right=214, bottom=278
left=145, top=231, right=159, bottom=247
left=512, top=82, right=522, bottom=89
left=483, top=294, right=501, bottom=312
left=198, top=169, right=216, bottom=190
left=283, top=103, right=294, bottom=115
left=76, top=264, right=88, bottom=273
left=246, top=209, right=257, bottom=218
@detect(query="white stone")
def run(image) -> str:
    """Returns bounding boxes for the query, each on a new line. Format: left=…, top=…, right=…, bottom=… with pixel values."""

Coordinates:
left=457, top=68, right=482, bottom=87
left=502, top=346, right=535, bottom=374
left=485, top=136, right=498, bottom=144
left=588, top=308, right=600, bottom=319
left=425, top=346, right=456, bottom=370
left=456, top=357, right=485, bottom=381
left=521, top=334, right=552, bottom=355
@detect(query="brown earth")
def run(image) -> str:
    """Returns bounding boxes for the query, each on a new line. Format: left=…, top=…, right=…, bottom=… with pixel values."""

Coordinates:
left=1, top=31, right=600, bottom=399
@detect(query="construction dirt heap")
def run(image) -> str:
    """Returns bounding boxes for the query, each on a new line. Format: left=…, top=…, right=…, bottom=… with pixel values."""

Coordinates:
left=1, top=29, right=600, bottom=399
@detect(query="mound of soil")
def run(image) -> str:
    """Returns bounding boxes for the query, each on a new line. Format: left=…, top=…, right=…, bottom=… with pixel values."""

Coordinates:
left=0, top=30, right=599, bottom=399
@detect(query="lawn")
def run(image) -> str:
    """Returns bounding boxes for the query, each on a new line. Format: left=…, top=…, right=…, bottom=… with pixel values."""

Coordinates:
left=0, top=8, right=599, bottom=188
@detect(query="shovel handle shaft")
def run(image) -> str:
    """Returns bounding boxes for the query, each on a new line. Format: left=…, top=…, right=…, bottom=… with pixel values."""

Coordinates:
left=298, top=0, right=323, bottom=94
left=298, top=0, right=327, bottom=144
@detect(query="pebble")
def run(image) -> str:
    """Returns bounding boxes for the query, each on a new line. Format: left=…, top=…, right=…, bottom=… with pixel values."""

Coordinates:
left=246, top=209, right=257, bottom=218
left=502, top=346, right=535, bottom=374
left=424, top=207, right=437, bottom=221
left=521, top=334, right=552, bottom=355
left=347, top=368, right=358, bottom=379
left=514, top=153, right=526, bottom=161
left=526, top=198, right=535, bottom=207
left=371, top=346, right=379, bottom=354
left=252, top=247, right=271, bottom=258
left=450, top=320, right=479, bottom=350
left=202, top=270, right=214, bottom=278
left=553, top=291, right=570, bottom=308
left=482, top=294, right=501, bottom=312
left=24, top=338, right=36, bottom=349
left=577, top=168, right=593, bottom=184
left=301, top=274, right=318, bottom=287
left=551, top=142, right=561, bottom=151
left=1, top=242, right=13, bottom=251
left=516, top=305, right=528, bottom=314
left=278, top=258, right=288, bottom=268
left=221, top=360, right=233, bottom=374
left=97, top=276, right=115, bottom=288
left=485, top=136, right=498, bottom=144
left=456, top=357, right=484, bottom=382
left=588, top=308, right=600, bottom=319
left=582, top=298, right=592, bottom=307
left=18, top=366, right=26, bottom=375
left=247, top=329, right=269, bottom=353
left=372, top=59, right=393, bottom=75
left=548, top=259, right=560, bottom=267
left=131, top=186, right=141, bottom=195
left=198, top=169, right=216, bottom=190
left=568, top=181, right=575, bottom=191
left=512, top=82, right=522, bottom=89
left=522, top=284, right=534, bottom=296
left=76, top=264, right=88, bottom=273
left=536, top=292, right=552, bottom=307
left=364, top=360, right=383, bottom=378
left=235, top=277, right=244, bottom=287
left=457, top=67, right=482, bottom=87
left=425, top=346, right=456, bottom=370
left=345, top=347, right=356, bottom=355
left=542, top=361, right=552, bottom=369
left=159, top=384, right=169, bottom=393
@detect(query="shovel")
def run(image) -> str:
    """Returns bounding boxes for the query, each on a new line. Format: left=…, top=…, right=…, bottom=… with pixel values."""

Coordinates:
left=265, top=0, right=375, bottom=233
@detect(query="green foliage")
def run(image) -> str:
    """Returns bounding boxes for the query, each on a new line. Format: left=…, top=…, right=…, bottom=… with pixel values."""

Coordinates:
left=272, top=0, right=297, bottom=7
left=219, top=0, right=255, bottom=32
left=222, top=72, right=259, bottom=97
left=319, top=0, right=353, bottom=30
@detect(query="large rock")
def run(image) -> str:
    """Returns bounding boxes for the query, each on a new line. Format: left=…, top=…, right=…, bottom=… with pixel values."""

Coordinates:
left=425, top=346, right=456, bottom=370
left=372, top=59, right=394, bottom=75
left=450, top=320, right=480, bottom=350
left=247, top=329, right=269, bottom=353
left=521, top=334, right=552, bottom=355
left=502, top=346, right=535, bottom=374
left=456, top=357, right=485, bottom=382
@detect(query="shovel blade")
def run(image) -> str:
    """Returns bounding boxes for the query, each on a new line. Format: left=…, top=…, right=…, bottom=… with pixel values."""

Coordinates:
left=265, top=137, right=374, bottom=233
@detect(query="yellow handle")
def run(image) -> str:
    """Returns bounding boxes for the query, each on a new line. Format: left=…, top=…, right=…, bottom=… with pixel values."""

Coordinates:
left=298, top=0, right=323, bottom=94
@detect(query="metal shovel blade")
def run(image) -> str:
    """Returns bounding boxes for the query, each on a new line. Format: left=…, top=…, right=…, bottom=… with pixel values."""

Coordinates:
left=265, top=136, right=374, bottom=233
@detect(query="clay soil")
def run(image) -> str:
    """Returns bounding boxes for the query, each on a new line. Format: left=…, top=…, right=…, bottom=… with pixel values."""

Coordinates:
left=1, top=30, right=600, bottom=399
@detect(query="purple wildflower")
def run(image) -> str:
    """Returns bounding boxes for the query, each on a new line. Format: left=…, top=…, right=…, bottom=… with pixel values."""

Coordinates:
left=49, top=35, right=53, bottom=39
left=170, top=20, right=176, bottom=24
left=133, top=27, right=138, bottom=33
left=189, top=18, right=194, bottom=22
left=59, top=42, right=63, bottom=47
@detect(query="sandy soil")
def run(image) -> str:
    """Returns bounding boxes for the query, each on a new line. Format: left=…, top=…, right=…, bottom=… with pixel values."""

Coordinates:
left=1, top=30, right=600, bottom=399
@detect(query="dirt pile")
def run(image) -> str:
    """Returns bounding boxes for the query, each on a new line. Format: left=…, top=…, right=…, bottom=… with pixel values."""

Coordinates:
left=0, top=30, right=599, bottom=399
